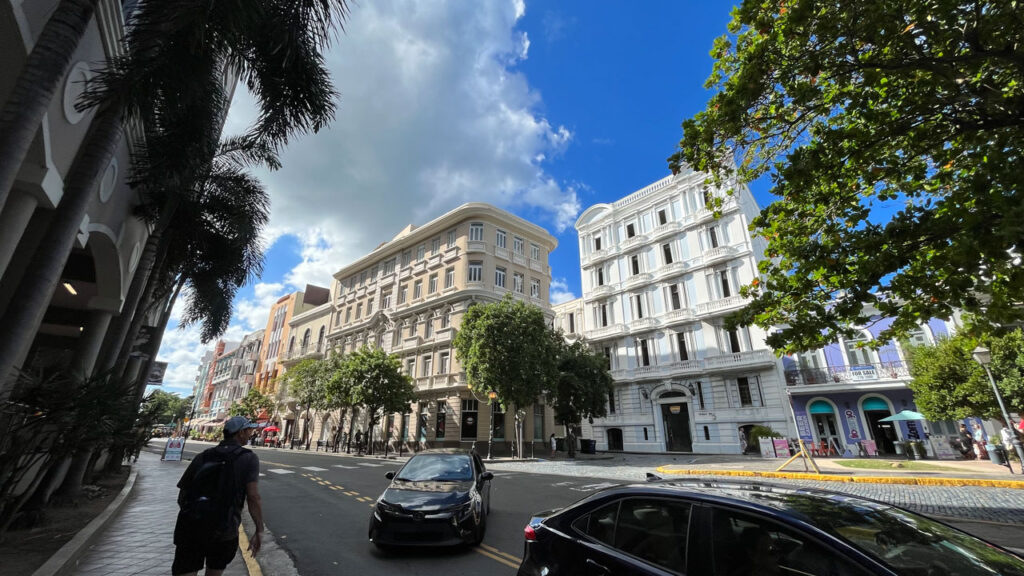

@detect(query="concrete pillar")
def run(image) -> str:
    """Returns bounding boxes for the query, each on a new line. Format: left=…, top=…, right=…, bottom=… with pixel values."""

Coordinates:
left=71, top=310, right=114, bottom=378
left=0, top=191, right=39, bottom=281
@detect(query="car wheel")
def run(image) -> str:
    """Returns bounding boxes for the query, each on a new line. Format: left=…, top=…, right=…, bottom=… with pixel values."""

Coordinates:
left=373, top=541, right=391, bottom=552
left=473, top=514, right=487, bottom=545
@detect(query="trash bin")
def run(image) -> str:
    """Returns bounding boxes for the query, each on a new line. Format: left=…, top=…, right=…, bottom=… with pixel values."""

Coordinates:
left=580, top=439, right=596, bottom=454
left=989, top=444, right=1007, bottom=466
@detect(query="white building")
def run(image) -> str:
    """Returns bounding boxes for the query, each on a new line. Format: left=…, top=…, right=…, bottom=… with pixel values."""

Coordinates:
left=572, top=170, right=789, bottom=454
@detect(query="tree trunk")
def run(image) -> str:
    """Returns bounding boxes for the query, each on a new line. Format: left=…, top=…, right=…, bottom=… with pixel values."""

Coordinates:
left=127, top=275, right=182, bottom=404
left=0, top=457, right=57, bottom=537
left=332, top=407, right=346, bottom=452
left=0, top=0, right=99, bottom=210
left=0, top=104, right=123, bottom=394
left=346, top=407, right=357, bottom=453
left=17, top=456, right=71, bottom=522
left=51, top=447, right=94, bottom=506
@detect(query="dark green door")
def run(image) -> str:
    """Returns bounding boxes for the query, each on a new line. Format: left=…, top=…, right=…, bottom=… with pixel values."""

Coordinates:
left=662, top=404, right=693, bottom=452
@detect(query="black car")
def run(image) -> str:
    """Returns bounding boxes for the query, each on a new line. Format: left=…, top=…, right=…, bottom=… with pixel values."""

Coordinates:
left=369, top=449, right=492, bottom=549
left=518, top=479, right=1024, bottom=575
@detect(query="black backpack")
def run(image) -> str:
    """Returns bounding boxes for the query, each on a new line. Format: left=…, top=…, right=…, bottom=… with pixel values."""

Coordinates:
left=179, top=445, right=246, bottom=540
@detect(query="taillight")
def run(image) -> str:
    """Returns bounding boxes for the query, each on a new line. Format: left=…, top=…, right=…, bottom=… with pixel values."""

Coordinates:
left=524, top=525, right=537, bottom=541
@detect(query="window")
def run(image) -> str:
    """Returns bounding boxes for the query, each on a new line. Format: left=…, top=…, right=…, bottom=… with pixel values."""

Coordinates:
left=469, top=222, right=484, bottom=241
left=636, top=339, right=652, bottom=367
left=461, top=399, right=478, bottom=439
left=662, top=243, right=674, bottom=265
left=658, top=208, right=668, bottom=225
left=398, top=285, right=407, bottom=304
left=631, top=254, right=641, bottom=275
left=414, top=280, right=423, bottom=299
left=495, top=267, right=506, bottom=288
left=409, top=320, right=418, bottom=338
left=594, top=236, right=602, bottom=251
left=435, top=401, right=447, bottom=439
left=421, top=355, right=432, bottom=377
left=626, top=223, right=636, bottom=238
left=428, top=274, right=438, bottom=294
left=608, top=389, right=616, bottom=414
left=533, top=404, right=544, bottom=440
left=496, top=229, right=507, bottom=248
left=677, top=332, right=689, bottom=361
left=441, top=311, right=450, bottom=328
left=709, top=227, right=720, bottom=249
left=603, top=346, right=613, bottom=370
left=597, top=267, right=605, bottom=286
left=359, top=271, right=367, bottom=285
left=633, top=294, right=644, bottom=319
left=382, top=292, right=392, bottom=310
left=572, top=501, right=618, bottom=546
left=417, top=244, right=426, bottom=261
left=444, top=267, right=455, bottom=289
left=439, top=351, right=450, bottom=374
left=424, top=316, right=433, bottom=338
left=737, top=376, right=756, bottom=407
left=383, top=258, right=396, bottom=275
left=669, top=285, right=682, bottom=311
left=447, top=229, right=457, bottom=248
left=366, top=298, right=374, bottom=315
left=530, top=279, right=540, bottom=298
left=531, top=243, right=540, bottom=260
left=401, top=250, right=412, bottom=266
left=509, top=272, right=522, bottom=293
left=514, top=236, right=525, bottom=255
left=600, top=303, right=609, bottom=327
left=491, top=403, right=505, bottom=439
left=418, top=408, right=428, bottom=442
left=431, top=237, right=440, bottom=254
left=344, top=307, right=352, bottom=323
left=406, top=358, right=416, bottom=375
left=574, top=499, right=692, bottom=575
left=354, top=303, right=363, bottom=319
left=694, top=381, right=706, bottom=410
left=727, top=328, right=742, bottom=353
left=568, top=313, right=575, bottom=333
left=719, top=270, right=731, bottom=298
left=469, top=261, right=483, bottom=282
left=845, top=333, right=873, bottom=366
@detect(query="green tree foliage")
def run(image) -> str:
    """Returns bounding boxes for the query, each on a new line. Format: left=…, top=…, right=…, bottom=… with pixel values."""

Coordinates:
left=551, top=338, right=615, bottom=429
left=321, top=353, right=355, bottom=448
left=230, top=388, right=276, bottom=421
left=671, top=0, right=1024, bottom=354
left=346, top=346, right=415, bottom=455
left=453, top=295, right=559, bottom=458
left=281, top=357, right=332, bottom=446
left=143, top=390, right=191, bottom=425
left=907, top=330, right=1024, bottom=420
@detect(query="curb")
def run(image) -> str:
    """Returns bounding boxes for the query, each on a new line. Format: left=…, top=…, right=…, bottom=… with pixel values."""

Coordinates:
left=653, top=467, right=1024, bottom=489
left=30, top=465, right=140, bottom=576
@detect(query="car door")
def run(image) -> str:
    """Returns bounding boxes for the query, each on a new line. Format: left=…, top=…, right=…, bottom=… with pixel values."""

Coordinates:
left=571, top=497, right=694, bottom=576
left=472, top=453, right=490, bottom=512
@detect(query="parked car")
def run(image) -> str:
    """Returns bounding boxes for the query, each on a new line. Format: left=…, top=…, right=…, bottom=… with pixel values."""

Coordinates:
left=369, top=449, right=493, bottom=549
left=517, top=479, right=1024, bottom=575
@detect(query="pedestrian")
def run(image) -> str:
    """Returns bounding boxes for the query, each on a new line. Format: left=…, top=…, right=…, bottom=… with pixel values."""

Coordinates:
left=958, top=423, right=974, bottom=459
left=972, top=422, right=988, bottom=459
left=550, top=433, right=556, bottom=458
left=355, top=430, right=364, bottom=454
left=173, top=416, right=264, bottom=576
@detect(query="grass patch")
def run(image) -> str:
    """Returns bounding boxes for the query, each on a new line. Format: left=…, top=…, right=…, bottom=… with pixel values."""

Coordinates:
left=834, top=459, right=965, bottom=472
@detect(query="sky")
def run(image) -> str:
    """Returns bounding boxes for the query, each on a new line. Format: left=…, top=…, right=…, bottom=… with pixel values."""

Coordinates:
left=155, top=0, right=776, bottom=398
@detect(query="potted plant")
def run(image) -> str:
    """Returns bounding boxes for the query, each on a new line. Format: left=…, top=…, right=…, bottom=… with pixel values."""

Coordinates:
left=910, top=440, right=927, bottom=459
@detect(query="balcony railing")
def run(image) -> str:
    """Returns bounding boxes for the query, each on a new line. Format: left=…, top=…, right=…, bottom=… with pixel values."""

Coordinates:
left=622, top=272, right=653, bottom=289
left=785, top=362, right=910, bottom=386
left=629, top=317, right=659, bottom=332
left=284, top=343, right=324, bottom=361
left=662, top=307, right=696, bottom=324
left=696, top=294, right=750, bottom=315
left=586, top=324, right=626, bottom=340
left=704, top=348, right=775, bottom=371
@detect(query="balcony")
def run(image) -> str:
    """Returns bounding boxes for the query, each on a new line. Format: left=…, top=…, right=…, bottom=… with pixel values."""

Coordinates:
left=662, top=308, right=696, bottom=325
left=696, top=294, right=750, bottom=316
left=512, top=253, right=526, bottom=266
left=528, top=258, right=545, bottom=272
left=693, top=196, right=737, bottom=224
left=702, top=245, right=736, bottom=265
left=704, top=348, right=776, bottom=371
left=586, top=324, right=627, bottom=340
left=427, top=253, right=444, bottom=269
left=622, top=272, right=653, bottom=290
left=663, top=359, right=704, bottom=376
left=620, top=234, right=649, bottom=251
left=433, top=327, right=455, bottom=343
left=495, top=246, right=510, bottom=260
left=583, top=247, right=617, bottom=266
left=443, top=246, right=461, bottom=262
left=785, top=362, right=910, bottom=386
left=586, top=284, right=616, bottom=300
left=467, top=241, right=487, bottom=253
left=629, top=317, right=659, bottom=332
left=650, top=221, right=683, bottom=241
left=656, top=260, right=690, bottom=280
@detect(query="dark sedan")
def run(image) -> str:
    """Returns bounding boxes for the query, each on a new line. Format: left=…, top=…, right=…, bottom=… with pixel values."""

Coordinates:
left=369, top=450, right=492, bottom=549
left=518, top=479, right=1024, bottom=575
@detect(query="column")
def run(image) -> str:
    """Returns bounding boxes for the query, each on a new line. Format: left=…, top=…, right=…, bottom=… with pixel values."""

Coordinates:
left=0, top=191, right=39, bottom=281
left=71, top=309, right=114, bottom=378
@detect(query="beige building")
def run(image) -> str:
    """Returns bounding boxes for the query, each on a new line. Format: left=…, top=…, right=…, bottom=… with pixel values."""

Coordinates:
left=298, top=203, right=560, bottom=455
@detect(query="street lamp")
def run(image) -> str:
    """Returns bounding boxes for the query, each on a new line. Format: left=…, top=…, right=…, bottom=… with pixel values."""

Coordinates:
left=972, top=346, right=1024, bottom=470
left=486, top=390, right=498, bottom=460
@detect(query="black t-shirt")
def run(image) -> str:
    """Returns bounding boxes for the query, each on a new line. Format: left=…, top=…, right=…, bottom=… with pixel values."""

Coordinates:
left=177, top=439, right=259, bottom=530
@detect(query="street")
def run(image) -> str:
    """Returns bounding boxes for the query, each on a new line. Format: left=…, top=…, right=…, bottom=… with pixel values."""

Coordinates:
left=165, top=442, right=1024, bottom=576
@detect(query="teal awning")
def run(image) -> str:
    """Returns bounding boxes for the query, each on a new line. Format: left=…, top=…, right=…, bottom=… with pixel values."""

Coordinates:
left=862, top=397, right=889, bottom=411
left=808, top=400, right=834, bottom=414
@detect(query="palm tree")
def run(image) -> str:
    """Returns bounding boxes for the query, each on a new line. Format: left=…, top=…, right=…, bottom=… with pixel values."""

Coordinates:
left=0, top=0, right=347, bottom=392
left=0, top=0, right=101, bottom=212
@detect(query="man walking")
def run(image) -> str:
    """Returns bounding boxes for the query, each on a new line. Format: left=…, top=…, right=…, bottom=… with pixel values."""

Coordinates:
left=173, top=416, right=264, bottom=576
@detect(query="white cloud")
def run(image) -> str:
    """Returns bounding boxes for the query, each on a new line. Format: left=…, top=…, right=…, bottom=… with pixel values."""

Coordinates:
left=549, top=277, right=576, bottom=305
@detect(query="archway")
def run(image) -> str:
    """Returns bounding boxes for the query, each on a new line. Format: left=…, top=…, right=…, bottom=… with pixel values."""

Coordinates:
left=606, top=428, right=624, bottom=451
left=808, top=399, right=842, bottom=455
left=659, top=391, right=692, bottom=452
left=861, top=396, right=896, bottom=455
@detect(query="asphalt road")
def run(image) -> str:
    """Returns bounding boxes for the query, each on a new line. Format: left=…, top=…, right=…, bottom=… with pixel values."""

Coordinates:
left=174, top=444, right=1024, bottom=575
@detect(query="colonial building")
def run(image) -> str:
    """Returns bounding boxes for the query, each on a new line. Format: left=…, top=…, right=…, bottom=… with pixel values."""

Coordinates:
left=252, top=285, right=329, bottom=396
left=574, top=170, right=788, bottom=454
left=310, top=203, right=559, bottom=455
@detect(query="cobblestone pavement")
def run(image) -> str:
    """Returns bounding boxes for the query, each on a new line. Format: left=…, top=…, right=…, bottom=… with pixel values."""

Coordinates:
left=487, top=454, right=1024, bottom=525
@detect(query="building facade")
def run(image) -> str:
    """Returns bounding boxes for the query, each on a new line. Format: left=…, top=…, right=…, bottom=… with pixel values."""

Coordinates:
left=252, top=285, right=329, bottom=396
left=575, top=170, right=788, bottom=454
left=310, top=203, right=559, bottom=454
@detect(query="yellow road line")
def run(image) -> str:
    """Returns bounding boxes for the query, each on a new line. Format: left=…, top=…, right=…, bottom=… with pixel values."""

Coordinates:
left=344, top=491, right=359, bottom=496
left=261, top=461, right=295, bottom=468
left=318, top=481, right=330, bottom=486
left=357, top=496, right=373, bottom=502
left=237, top=526, right=263, bottom=576
left=330, top=486, right=343, bottom=491
left=479, top=543, right=521, bottom=563
left=475, top=547, right=519, bottom=569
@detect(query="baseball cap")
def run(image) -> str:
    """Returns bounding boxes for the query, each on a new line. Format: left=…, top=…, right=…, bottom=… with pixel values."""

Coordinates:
left=224, top=416, right=258, bottom=435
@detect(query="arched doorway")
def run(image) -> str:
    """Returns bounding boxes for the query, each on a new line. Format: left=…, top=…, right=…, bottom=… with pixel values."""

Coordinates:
left=862, top=397, right=896, bottom=455
left=607, top=428, right=624, bottom=451
left=809, top=400, right=842, bottom=454
left=659, top=391, right=692, bottom=452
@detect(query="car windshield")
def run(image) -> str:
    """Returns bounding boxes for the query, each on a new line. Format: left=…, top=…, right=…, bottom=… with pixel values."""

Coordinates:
left=395, top=454, right=473, bottom=482
left=802, top=500, right=1024, bottom=575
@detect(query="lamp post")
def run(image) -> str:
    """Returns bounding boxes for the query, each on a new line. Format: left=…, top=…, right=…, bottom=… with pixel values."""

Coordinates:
left=972, top=346, right=1024, bottom=470
left=486, top=390, right=497, bottom=460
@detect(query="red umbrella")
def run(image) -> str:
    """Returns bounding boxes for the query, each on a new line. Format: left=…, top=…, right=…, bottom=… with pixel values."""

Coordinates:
left=263, top=426, right=280, bottom=433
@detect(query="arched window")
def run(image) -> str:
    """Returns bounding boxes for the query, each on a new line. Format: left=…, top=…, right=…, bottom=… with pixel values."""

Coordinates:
left=317, top=326, right=326, bottom=351
left=288, top=336, right=295, bottom=355
left=301, top=328, right=311, bottom=351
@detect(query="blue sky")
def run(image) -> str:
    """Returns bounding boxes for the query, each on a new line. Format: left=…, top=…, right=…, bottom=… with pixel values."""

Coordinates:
left=156, top=1, right=775, bottom=397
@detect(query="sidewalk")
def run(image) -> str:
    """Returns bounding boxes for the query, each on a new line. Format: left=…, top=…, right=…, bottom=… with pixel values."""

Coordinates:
left=62, top=451, right=249, bottom=576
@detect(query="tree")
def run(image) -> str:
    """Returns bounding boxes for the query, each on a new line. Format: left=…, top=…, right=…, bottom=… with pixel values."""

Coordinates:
left=907, top=329, right=1024, bottom=420
left=230, top=389, right=276, bottom=422
left=346, top=346, right=415, bottom=455
left=321, top=353, right=355, bottom=451
left=144, top=390, right=191, bottom=425
left=551, top=337, right=615, bottom=455
left=280, top=358, right=331, bottom=449
left=670, top=0, right=1024, bottom=354
left=453, top=295, right=559, bottom=459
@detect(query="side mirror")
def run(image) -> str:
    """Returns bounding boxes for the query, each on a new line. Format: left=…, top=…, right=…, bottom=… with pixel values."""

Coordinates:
left=385, top=471, right=395, bottom=480
left=480, top=471, right=494, bottom=481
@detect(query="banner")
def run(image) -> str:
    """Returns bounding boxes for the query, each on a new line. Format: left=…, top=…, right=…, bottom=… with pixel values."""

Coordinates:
left=147, top=361, right=168, bottom=386
left=163, top=437, right=184, bottom=461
